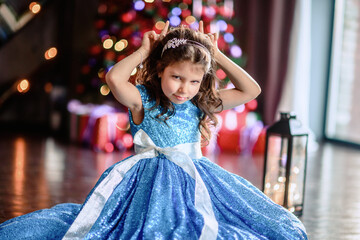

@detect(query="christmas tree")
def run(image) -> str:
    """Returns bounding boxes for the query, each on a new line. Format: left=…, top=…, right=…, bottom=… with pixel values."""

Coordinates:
left=69, top=0, right=265, bottom=154
left=77, top=0, right=245, bottom=104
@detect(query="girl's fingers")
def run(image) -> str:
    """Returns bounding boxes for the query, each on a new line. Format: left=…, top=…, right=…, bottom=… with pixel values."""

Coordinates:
left=199, top=20, right=204, bottom=33
left=214, top=32, right=219, bottom=41
left=160, top=21, right=170, bottom=39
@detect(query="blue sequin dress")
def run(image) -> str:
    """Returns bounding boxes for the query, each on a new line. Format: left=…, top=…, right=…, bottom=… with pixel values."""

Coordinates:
left=0, top=85, right=307, bottom=240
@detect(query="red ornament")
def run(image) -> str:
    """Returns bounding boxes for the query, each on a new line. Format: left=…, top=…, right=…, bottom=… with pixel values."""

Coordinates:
left=121, top=11, right=136, bottom=23
left=121, top=27, right=133, bottom=38
left=89, top=45, right=102, bottom=55
left=217, top=36, right=227, bottom=51
left=95, top=19, right=106, bottom=29
left=219, top=6, right=234, bottom=18
left=158, top=7, right=169, bottom=18
left=104, top=51, right=116, bottom=61
left=216, top=69, right=227, bottom=80
left=245, top=100, right=258, bottom=111
left=226, top=24, right=234, bottom=33
left=181, top=9, right=192, bottom=18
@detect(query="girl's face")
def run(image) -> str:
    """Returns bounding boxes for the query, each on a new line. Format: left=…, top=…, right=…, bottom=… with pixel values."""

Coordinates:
left=159, top=61, right=205, bottom=104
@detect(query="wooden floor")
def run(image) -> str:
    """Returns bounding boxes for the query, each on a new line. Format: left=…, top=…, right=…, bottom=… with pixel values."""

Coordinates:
left=0, top=132, right=360, bottom=239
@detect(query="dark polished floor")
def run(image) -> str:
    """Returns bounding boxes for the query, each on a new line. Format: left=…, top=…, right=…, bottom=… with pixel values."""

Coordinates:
left=0, top=132, right=360, bottom=239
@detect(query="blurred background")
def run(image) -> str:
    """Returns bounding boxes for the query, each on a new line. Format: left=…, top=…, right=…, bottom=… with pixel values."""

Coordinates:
left=0, top=0, right=360, bottom=239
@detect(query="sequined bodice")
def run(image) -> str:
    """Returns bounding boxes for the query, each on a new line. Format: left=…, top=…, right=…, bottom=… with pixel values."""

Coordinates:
left=129, top=85, right=202, bottom=148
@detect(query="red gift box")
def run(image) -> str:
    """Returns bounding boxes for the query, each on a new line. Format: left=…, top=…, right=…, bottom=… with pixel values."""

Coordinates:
left=216, top=109, right=247, bottom=153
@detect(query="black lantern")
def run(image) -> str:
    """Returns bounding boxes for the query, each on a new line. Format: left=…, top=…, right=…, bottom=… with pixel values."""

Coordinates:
left=262, top=112, right=308, bottom=216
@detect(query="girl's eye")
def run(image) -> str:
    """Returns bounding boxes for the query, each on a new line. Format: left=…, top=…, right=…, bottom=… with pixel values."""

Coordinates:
left=191, top=80, right=200, bottom=84
left=172, top=75, right=181, bottom=80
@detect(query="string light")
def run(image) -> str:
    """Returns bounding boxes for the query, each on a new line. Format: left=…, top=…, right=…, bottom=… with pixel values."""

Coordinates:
left=29, top=2, right=41, bottom=14
left=100, top=85, right=110, bottom=96
left=17, top=79, right=30, bottom=93
left=155, top=21, right=166, bottom=31
left=44, top=47, right=57, bottom=60
left=114, top=41, right=125, bottom=52
left=185, top=16, right=196, bottom=25
left=98, top=68, right=106, bottom=79
left=103, top=39, right=113, bottom=49
left=120, top=39, right=128, bottom=48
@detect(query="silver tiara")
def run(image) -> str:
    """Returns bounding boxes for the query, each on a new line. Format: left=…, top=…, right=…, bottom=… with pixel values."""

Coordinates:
left=161, top=38, right=211, bottom=59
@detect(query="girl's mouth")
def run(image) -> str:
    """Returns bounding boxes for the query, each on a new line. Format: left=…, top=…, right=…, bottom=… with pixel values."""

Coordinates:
left=174, top=95, right=187, bottom=101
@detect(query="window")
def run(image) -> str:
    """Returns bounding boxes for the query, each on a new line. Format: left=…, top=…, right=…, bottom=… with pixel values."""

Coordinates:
left=325, top=0, right=360, bottom=145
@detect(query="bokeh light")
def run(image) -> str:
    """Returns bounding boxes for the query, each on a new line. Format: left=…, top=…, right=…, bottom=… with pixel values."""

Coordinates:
left=122, top=133, right=134, bottom=149
left=171, top=7, right=182, bottom=16
left=100, top=85, right=111, bottom=96
left=246, top=100, right=258, bottom=111
left=104, top=142, right=114, bottom=153
left=134, top=1, right=145, bottom=11
left=216, top=20, right=228, bottom=32
left=44, top=82, right=53, bottom=93
left=120, top=39, right=128, bottom=48
left=216, top=69, right=227, bottom=80
left=114, top=41, right=125, bottom=51
left=204, top=6, right=216, bottom=18
left=185, top=16, right=196, bottom=25
left=155, top=21, right=166, bottom=31
left=17, top=79, right=30, bottom=93
left=230, top=45, right=242, bottom=58
left=179, top=3, right=188, bottom=10
left=169, top=16, right=181, bottom=26
left=103, top=39, right=114, bottom=49
left=29, top=2, right=41, bottom=14
left=224, top=33, right=234, bottom=43
left=97, top=4, right=107, bottom=14
left=98, top=68, right=106, bottom=79
left=44, top=47, right=57, bottom=60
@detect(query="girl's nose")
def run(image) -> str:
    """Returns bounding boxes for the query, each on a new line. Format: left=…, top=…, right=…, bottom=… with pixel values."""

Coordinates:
left=178, top=84, right=186, bottom=93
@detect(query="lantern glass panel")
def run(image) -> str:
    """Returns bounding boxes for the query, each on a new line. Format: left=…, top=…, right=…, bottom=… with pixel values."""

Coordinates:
left=289, top=135, right=307, bottom=208
left=264, top=135, right=288, bottom=205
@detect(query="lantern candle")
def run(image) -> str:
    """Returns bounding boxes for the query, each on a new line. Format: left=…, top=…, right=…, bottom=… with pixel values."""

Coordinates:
left=262, top=112, right=308, bottom=216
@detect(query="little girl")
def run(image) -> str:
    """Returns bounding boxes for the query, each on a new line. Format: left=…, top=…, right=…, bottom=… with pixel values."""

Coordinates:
left=0, top=21, right=308, bottom=239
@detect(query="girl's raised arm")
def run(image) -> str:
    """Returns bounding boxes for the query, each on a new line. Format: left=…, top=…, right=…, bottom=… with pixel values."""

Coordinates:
left=199, top=21, right=261, bottom=111
left=106, top=21, right=170, bottom=115
left=215, top=49, right=261, bottom=111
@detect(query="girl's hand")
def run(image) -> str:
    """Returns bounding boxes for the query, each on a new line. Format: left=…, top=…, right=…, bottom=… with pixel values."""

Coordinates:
left=198, top=21, right=220, bottom=57
left=140, top=21, right=170, bottom=57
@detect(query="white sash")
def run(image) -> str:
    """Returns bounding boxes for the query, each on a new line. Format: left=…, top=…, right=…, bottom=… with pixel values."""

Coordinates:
left=63, top=129, right=218, bottom=240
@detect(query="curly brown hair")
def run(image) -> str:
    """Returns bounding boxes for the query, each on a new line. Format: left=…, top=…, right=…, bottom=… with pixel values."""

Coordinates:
left=136, top=26, right=223, bottom=144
